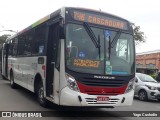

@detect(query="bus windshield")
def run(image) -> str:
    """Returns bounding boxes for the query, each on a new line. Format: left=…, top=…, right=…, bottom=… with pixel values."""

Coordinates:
left=66, top=23, right=134, bottom=75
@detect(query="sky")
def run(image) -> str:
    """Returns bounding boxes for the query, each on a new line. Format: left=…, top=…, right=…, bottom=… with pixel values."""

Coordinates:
left=0, top=0, right=160, bottom=53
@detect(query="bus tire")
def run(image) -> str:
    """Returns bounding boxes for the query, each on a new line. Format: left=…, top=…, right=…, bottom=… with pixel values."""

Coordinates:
left=10, top=72, right=17, bottom=89
left=2, top=75, right=7, bottom=80
left=37, top=82, right=48, bottom=107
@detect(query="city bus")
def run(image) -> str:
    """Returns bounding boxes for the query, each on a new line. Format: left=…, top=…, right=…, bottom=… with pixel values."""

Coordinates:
left=1, top=7, right=135, bottom=107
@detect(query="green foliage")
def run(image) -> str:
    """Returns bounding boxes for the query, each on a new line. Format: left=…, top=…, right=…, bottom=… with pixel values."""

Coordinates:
left=131, top=23, right=146, bottom=45
left=0, top=34, right=11, bottom=46
left=149, top=73, right=157, bottom=79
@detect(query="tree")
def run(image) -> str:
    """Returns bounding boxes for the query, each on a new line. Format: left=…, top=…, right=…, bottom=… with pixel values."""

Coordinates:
left=131, top=23, right=146, bottom=45
left=0, top=34, right=11, bottom=46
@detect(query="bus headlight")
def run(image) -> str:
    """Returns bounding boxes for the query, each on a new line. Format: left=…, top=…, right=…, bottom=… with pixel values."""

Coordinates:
left=125, top=79, right=135, bottom=93
left=66, top=73, right=79, bottom=92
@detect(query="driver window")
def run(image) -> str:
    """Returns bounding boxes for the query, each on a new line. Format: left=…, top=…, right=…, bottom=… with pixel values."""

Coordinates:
left=116, top=39, right=129, bottom=62
left=66, top=24, right=95, bottom=59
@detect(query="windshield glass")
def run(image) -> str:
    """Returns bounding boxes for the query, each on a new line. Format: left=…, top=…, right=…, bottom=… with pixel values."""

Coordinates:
left=137, top=73, right=157, bottom=82
left=66, top=23, right=134, bottom=75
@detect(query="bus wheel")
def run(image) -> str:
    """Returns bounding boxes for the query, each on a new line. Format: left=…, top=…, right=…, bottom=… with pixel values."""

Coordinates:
left=2, top=75, right=7, bottom=80
left=10, top=72, right=17, bottom=89
left=37, top=82, right=48, bottom=107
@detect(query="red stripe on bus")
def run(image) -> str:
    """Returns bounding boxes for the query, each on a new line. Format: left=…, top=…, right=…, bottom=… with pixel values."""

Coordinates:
left=77, top=81, right=127, bottom=95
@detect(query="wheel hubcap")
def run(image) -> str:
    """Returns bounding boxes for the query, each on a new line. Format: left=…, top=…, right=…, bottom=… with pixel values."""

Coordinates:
left=139, top=92, right=145, bottom=100
left=39, top=87, right=44, bottom=102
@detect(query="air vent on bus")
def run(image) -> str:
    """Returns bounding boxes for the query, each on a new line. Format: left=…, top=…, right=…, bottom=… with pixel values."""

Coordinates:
left=80, top=78, right=125, bottom=87
left=85, top=98, right=119, bottom=105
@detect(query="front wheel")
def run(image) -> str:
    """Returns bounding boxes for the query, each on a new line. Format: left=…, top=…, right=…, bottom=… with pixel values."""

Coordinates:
left=37, top=82, right=48, bottom=107
left=2, top=75, right=7, bottom=80
left=138, top=90, right=148, bottom=101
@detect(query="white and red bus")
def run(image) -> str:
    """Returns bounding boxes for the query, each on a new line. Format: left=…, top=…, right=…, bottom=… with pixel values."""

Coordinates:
left=1, top=7, right=135, bottom=107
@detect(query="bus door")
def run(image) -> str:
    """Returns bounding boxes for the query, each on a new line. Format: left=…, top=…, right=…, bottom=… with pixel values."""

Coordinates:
left=2, top=43, right=9, bottom=77
left=46, top=22, right=60, bottom=97
left=1, top=44, right=5, bottom=76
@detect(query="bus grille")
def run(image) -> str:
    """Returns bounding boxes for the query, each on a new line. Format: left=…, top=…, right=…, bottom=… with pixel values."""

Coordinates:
left=80, top=78, right=126, bottom=87
left=85, top=98, right=119, bottom=105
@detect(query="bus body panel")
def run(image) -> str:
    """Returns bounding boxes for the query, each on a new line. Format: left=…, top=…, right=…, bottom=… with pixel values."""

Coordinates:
left=24, top=56, right=46, bottom=92
left=8, top=57, right=25, bottom=87
left=53, top=68, right=60, bottom=105
left=7, top=56, right=46, bottom=92
left=60, top=86, right=134, bottom=106
left=59, top=39, right=68, bottom=91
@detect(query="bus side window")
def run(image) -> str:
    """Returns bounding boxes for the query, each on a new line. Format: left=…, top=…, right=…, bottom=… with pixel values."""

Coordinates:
left=8, top=40, right=13, bottom=56
left=23, top=30, right=34, bottom=56
left=17, top=35, right=25, bottom=56
left=12, top=38, right=18, bottom=56
left=32, top=24, right=47, bottom=55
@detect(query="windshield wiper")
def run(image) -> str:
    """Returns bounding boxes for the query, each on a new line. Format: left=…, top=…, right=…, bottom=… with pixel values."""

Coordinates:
left=111, top=30, right=122, bottom=48
left=98, top=35, right=101, bottom=59
left=108, top=36, right=111, bottom=60
left=83, top=22, right=101, bottom=59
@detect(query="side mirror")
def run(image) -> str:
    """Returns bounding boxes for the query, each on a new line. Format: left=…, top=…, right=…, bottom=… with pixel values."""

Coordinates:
left=135, top=78, right=138, bottom=83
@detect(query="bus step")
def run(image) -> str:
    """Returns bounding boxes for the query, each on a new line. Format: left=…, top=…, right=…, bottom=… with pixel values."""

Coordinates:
left=46, top=96, right=54, bottom=102
left=50, top=95, right=54, bottom=98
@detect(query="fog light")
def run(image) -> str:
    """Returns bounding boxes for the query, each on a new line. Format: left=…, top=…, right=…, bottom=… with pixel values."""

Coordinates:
left=150, top=92, right=155, bottom=96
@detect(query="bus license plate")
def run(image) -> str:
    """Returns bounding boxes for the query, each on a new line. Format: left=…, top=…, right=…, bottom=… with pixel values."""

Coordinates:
left=97, top=96, right=109, bottom=102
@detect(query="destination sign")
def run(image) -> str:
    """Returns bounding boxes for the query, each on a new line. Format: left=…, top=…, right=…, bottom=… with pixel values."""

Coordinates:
left=74, top=59, right=100, bottom=68
left=71, top=10, right=128, bottom=30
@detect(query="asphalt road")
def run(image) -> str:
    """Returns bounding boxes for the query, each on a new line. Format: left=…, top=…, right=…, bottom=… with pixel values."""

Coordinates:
left=0, top=76, right=160, bottom=120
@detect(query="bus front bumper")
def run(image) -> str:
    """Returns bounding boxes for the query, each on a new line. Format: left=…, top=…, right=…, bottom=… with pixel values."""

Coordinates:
left=60, top=86, right=134, bottom=107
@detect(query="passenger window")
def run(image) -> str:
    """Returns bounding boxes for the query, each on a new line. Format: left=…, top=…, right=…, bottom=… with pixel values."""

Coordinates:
left=24, top=30, right=34, bottom=56
left=32, top=24, right=47, bottom=55
left=8, top=40, right=13, bottom=56
left=12, top=38, right=18, bottom=56
left=17, top=35, right=25, bottom=56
